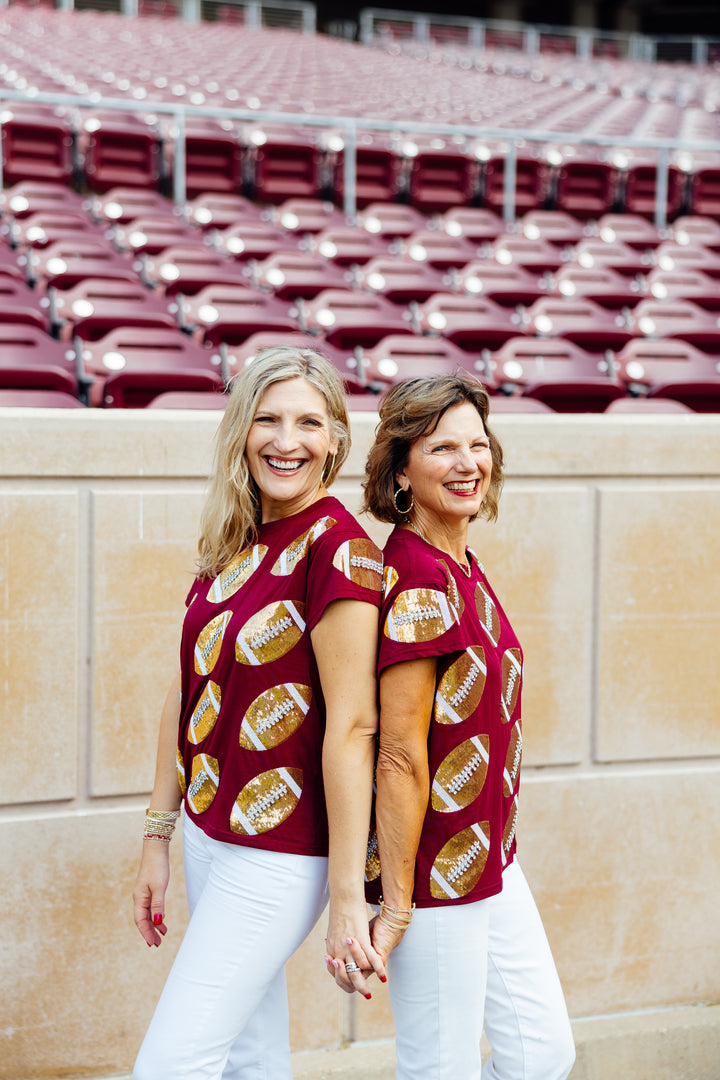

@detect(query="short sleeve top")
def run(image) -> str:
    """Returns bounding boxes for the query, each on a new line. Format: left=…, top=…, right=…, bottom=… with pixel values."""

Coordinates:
left=177, top=496, right=383, bottom=856
left=366, top=527, right=523, bottom=908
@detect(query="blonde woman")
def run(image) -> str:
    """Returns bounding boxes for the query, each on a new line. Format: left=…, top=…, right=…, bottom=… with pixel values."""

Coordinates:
left=360, top=373, right=574, bottom=1080
left=133, top=347, right=385, bottom=1079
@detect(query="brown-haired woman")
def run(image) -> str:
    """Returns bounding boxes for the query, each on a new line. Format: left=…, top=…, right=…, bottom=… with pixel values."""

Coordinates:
left=360, top=372, right=575, bottom=1080
left=132, top=346, right=386, bottom=1079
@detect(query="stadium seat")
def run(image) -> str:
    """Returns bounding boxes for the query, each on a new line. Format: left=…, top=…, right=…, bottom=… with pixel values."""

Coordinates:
left=652, top=242, right=720, bottom=277
left=310, top=226, right=390, bottom=266
left=491, top=234, right=564, bottom=274
left=644, top=268, right=720, bottom=310
left=91, top=187, right=177, bottom=224
left=0, top=387, right=86, bottom=408
left=554, top=152, right=618, bottom=219
left=403, top=136, right=479, bottom=212
left=223, top=331, right=366, bottom=393
left=552, top=266, right=644, bottom=308
left=141, top=244, right=248, bottom=295
left=271, top=198, right=346, bottom=235
left=184, top=192, right=263, bottom=230
left=572, top=239, right=653, bottom=277
left=594, top=213, right=662, bottom=249
left=519, top=210, right=586, bottom=246
left=360, top=335, right=481, bottom=386
left=439, top=207, right=505, bottom=243
left=0, top=323, right=83, bottom=399
left=25, top=238, right=139, bottom=291
left=243, top=123, right=322, bottom=204
left=487, top=337, right=624, bottom=412
left=0, top=276, right=50, bottom=332
left=177, top=284, right=297, bottom=346
left=525, top=296, right=634, bottom=351
left=0, top=180, right=85, bottom=219
left=252, top=252, right=349, bottom=300
left=400, top=231, right=478, bottom=270
left=415, top=293, right=525, bottom=350
left=671, top=215, right=720, bottom=251
left=175, top=117, right=243, bottom=198
left=77, top=326, right=225, bottom=407
left=630, top=298, right=720, bottom=351
left=482, top=148, right=549, bottom=215
left=454, top=261, right=546, bottom=307
left=357, top=257, right=447, bottom=303
left=213, top=221, right=298, bottom=262
left=486, top=395, right=555, bottom=413
left=80, top=110, right=161, bottom=192
left=357, top=202, right=427, bottom=239
left=301, top=289, right=414, bottom=349
left=146, top=390, right=229, bottom=409
left=50, top=277, right=177, bottom=340
left=622, top=157, right=687, bottom=221
left=110, top=216, right=201, bottom=254
left=613, top=338, right=720, bottom=411
left=326, top=131, right=401, bottom=208
left=7, top=210, right=106, bottom=249
left=0, top=103, right=74, bottom=186
left=604, top=396, right=693, bottom=414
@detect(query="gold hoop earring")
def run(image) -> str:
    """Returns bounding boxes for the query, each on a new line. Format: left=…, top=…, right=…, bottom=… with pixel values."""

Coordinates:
left=321, top=454, right=335, bottom=486
left=393, top=486, right=414, bottom=518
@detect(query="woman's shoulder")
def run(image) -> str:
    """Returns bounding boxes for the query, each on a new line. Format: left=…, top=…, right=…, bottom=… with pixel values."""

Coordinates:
left=383, top=529, right=450, bottom=591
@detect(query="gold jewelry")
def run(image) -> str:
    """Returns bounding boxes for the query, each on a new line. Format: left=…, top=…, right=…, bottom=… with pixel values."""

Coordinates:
left=393, top=486, right=414, bottom=518
left=378, top=898, right=415, bottom=932
left=144, top=808, right=181, bottom=842
left=321, top=453, right=335, bottom=486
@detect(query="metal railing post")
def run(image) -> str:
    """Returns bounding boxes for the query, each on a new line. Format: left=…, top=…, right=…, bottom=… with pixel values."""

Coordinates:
left=302, top=3, right=315, bottom=34
left=503, top=140, right=516, bottom=224
left=246, top=1, right=261, bottom=30
left=469, top=22, right=485, bottom=50
left=343, top=120, right=357, bottom=221
left=654, top=146, right=669, bottom=230
left=173, top=109, right=187, bottom=207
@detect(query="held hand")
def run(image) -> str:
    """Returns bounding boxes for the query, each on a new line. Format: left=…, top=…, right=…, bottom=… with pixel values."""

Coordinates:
left=369, top=912, right=407, bottom=964
left=132, top=841, right=171, bottom=947
left=324, top=903, right=387, bottom=998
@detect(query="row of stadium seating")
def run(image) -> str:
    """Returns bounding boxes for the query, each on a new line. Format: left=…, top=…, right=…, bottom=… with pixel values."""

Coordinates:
left=0, top=180, right=718, bottom=411
left=0, top=10, right=719, bottom=217
left=0, top=8, right=718, bottom=410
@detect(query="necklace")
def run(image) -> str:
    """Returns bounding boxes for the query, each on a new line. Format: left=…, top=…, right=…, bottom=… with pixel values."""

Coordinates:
left=408, top=521, right=473, bottom=578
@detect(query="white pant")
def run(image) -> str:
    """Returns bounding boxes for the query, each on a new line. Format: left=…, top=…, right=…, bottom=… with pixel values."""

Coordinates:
left=134, top=816, right=329, bottom=1080
left=386, top=861, right=575, bottom=1080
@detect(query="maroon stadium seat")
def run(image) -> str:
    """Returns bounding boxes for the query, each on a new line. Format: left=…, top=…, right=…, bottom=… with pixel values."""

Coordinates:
left=178, top=284, right=297, bottom=346
left=415, top=293, right=525, bottom=350
left=488, top=337, right=624, bottom=412
left=51, top=277, right=177, bottom=340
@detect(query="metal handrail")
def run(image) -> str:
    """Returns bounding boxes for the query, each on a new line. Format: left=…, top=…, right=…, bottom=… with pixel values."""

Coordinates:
left=1, top=87, right=718, bottom=224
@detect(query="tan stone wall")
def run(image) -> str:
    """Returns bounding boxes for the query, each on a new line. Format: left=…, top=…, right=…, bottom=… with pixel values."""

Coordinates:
left=1, top=408, right=719, bottom=1079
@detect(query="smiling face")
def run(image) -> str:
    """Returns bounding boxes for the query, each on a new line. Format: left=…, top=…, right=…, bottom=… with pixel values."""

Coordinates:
left=396, top=400, right=493, bottom=533
left=245, top=377, right=338, bottom=522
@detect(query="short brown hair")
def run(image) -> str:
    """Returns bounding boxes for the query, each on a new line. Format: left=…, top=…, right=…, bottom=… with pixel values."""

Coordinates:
left=362, top=373, right=504, bottom=524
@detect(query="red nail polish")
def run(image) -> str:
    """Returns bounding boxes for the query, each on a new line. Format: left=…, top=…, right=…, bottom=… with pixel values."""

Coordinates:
left=153, top=914, right=163, bottom=926
left=379, top=975, right=387, bottom=983
left=364, top=993, right=372, bottom=1000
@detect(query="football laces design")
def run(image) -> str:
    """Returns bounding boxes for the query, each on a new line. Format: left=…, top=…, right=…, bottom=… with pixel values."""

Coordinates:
left=431, top=735, right=490, bottom=812
left=332, top=537, right=383, bottom=592
left=207, top=544, right=268, bottom=602
left=188, top=681, right=222, bottom=745
left=270, top=516, right=337, bottom=576
left=239, top=683, right=311, bottom=750
left=501, top=648, right=523, bottom=723
left=429, top=821, right=491, bottom=900
left=230, top=767, right=303, bottom=835
left=194, top=610, right=232, bottom=676
left=434, top=646, right=487, bottom=724
left=235, top=601, right=306, bottom=666
left=474, top=582, right=501, bottom=647
left=384, top=587, right=459, bottom=643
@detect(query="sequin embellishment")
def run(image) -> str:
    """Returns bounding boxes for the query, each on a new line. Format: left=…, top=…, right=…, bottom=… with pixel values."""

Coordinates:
left=188, top=681, right=222, bottom=744
left=429, top=822, right=491, bottom=900
left=230, top=767, right=303, bottom=835
left=208, top=545, right=268, bottom=603
left=239, top=683, right=311, bottom=750
left=235, top=601, right=306, bottom=666
left=332, top=537, right=383, bottom=592
left=384, top=588, right=458, bottom=642
left=270, top=517, right=337, bottom=576
left=431, top=735, right=490, bottom=812
left=194, top=611, right=232, bottom=676
left=434, top=646, right=487, bottom=724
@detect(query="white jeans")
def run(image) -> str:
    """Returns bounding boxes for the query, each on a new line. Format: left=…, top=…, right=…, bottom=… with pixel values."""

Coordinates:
left=134, top=816, right=329, bottom=1080
left=386, top=861, right=575, bottom=1080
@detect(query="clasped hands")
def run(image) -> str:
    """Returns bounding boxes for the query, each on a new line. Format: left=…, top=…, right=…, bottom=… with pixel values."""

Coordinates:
left=324, top=913, right=407, bottom=997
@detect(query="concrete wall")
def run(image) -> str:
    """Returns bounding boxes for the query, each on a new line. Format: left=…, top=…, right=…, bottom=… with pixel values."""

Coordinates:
left=1, top=407, right=719, bottom=1079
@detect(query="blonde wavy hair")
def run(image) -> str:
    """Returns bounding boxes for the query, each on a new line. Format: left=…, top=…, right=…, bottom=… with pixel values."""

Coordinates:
left=197, top=346, right=350, bottom=580
left=362, top=372, right=504, bottom=525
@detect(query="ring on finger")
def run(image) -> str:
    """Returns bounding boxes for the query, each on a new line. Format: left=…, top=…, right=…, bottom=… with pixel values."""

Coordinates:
left=345, top=962, right=361, bottom=974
